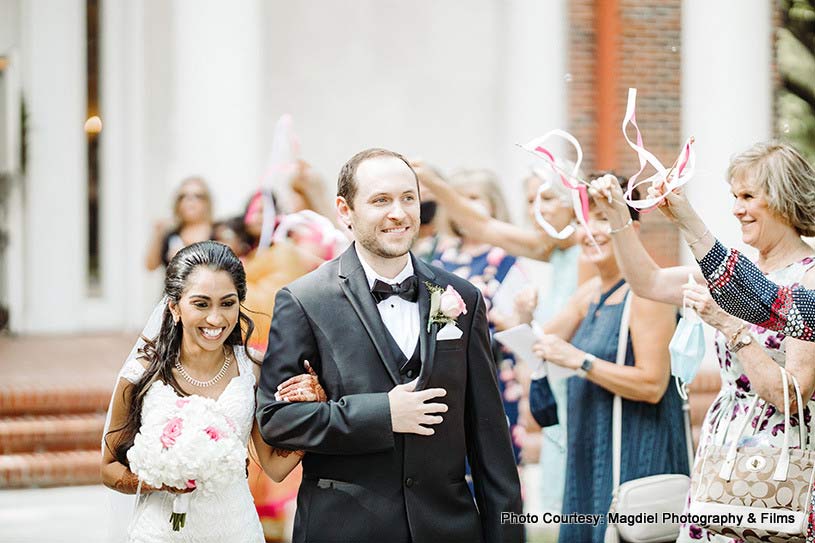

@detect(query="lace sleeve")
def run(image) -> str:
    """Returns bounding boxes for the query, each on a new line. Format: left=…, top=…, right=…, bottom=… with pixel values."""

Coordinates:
left=119, top=357, right=146, bottom=384
left=245, top=347, right=264, bottom=365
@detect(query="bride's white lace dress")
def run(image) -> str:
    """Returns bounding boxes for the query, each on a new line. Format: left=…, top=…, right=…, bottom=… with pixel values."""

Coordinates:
left=122, top=347, right=264, bottom=543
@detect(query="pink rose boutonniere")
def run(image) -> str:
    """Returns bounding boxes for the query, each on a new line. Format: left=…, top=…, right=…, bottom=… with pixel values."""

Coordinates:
left=425, top=282, right=467, bottom=332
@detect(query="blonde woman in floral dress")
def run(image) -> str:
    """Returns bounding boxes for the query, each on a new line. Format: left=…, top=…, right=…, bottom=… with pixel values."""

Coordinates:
left=591, top=142, right=815, bottom=542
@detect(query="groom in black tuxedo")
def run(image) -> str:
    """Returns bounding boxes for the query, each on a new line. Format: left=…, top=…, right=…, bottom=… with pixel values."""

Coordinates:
left=256, top=148, right=522, bottom=543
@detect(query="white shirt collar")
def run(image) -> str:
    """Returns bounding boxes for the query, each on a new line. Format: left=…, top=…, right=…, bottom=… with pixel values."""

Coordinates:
left=355, top=244, right=414, bottom=289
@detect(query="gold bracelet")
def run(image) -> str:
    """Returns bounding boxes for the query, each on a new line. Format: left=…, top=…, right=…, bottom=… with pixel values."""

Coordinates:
left=726, top=322, right=748, bottom=348
left=609, top=218, right=633, bottom=234
left=686, top=228, right=710, bottom=248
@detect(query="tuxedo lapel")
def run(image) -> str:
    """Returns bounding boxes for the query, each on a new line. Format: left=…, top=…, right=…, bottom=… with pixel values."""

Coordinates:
left=338, top=247, right=400, bottom=385
left=413, top=255, right=438, bottom=391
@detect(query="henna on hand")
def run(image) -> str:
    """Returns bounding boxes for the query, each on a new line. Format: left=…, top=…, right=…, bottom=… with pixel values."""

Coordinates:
left=305, top=361, right=328, bottom=402
left=111, top=469, right=142, bottom=495
left=272, top=447, right=305, bottom=458
left=110, top=468, right=192, bottom=495
left=276, top=360, right=327, bottom=403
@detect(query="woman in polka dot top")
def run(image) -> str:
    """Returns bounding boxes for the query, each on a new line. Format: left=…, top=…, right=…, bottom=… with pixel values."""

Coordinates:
left=603, top=142, right=815, bottom=342
left=590, top=141, right=815, bottom=542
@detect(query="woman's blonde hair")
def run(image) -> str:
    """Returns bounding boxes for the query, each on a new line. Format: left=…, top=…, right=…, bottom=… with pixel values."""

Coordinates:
left=173, top=176, right=213, bottom=224
left=727, top=141, right=815, bottom=237
left=448, top=168, right=511, bottom=223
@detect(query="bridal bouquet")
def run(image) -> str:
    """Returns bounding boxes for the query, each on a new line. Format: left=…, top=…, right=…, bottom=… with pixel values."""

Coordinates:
left=127, top=389, right=246, bottom=531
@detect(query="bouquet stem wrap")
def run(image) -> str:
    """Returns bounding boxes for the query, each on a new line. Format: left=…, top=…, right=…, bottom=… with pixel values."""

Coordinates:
left=170, top=493, right=191, bottom=531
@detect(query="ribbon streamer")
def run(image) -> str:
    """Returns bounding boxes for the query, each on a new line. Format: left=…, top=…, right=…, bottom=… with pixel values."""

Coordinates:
left=518, top=129, right=597, bottom=247
left=532, top=180, right=575, bottom=240
left=622, top=88, right=696, bottom=210
left=258, top=114, right=301, bottom=249
left=273, top=209, right=349, bottom=259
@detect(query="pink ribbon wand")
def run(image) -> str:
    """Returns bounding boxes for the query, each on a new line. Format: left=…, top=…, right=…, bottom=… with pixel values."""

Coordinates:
left=257, top=114, right=301, bottom=250
left=518, top=129, right=599, bottom=249
left=621, top=88, right=696, bottom=211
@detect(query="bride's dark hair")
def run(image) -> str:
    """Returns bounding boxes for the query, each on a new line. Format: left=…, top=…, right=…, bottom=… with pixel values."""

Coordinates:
left=105, top=241, right=258, bottom=466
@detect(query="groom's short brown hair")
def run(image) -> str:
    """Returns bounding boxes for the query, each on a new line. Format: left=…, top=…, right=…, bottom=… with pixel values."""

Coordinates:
left=337, top=148, right=419, bottom=209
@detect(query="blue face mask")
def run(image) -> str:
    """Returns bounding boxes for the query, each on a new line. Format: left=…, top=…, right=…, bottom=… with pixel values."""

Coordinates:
left=529, top=376, right=559, bottom=428
left=669, top=307, right=706, bottom=386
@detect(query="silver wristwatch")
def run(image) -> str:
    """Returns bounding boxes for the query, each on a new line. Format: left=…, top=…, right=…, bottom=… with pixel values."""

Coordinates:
left=576, top=353, right=597, bottom=378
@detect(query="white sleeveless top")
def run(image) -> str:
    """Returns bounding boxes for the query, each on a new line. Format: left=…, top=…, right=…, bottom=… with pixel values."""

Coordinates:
left=124, top=346, right=264, bottom=543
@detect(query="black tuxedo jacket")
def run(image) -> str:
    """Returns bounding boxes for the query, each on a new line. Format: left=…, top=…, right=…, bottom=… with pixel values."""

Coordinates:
left=256, top=246, right=523, bottom=543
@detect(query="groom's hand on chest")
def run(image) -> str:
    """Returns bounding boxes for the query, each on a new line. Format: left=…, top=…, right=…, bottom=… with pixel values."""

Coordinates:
left=387, top=379, right=448, bottom=435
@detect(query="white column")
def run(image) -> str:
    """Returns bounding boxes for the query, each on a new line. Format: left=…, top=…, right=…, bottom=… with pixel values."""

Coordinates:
left=681, top=1, right=772, bottom=369
left=20, top=0, right=86, bottom=333
left=0, top=0, right=20, bottom=52
left=2, top=48, right=24, bottom=333
left=498, top=0, right=568, bottom=224
left=681, top=1, right=773, bottom=263
left=98, top=0, right=155, bottom=330
left=166, top=0, right=263, bottom=217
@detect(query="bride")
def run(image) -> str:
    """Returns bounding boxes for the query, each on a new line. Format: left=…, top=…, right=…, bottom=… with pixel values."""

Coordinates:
left=102, top=241, right=326, bottom=542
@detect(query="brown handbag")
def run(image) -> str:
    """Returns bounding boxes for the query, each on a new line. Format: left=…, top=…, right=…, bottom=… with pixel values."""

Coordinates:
left=689, top=366, right=815, bottom=542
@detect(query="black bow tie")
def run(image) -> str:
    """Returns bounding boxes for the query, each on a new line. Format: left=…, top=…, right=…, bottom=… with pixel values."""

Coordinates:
left=371, top=275, right=419, bottom=303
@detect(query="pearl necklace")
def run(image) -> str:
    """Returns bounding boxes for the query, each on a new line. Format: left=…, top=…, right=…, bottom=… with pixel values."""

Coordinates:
left=175, top=347, right=232, bottom=388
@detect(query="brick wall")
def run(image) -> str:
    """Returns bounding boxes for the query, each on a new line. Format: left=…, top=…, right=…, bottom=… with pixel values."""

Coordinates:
left=568, top=0, right=682, bottom=266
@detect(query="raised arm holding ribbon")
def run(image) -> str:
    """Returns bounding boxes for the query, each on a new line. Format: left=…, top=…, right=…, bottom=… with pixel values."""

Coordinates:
left=590, top=127, right=815, bottom=543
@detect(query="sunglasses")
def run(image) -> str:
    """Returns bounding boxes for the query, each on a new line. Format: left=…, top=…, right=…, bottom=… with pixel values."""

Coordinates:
left=177, top=192, right=208, bottom=202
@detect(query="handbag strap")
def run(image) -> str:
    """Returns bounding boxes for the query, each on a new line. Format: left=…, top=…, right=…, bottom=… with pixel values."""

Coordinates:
left=683, top=395, right=695, bottom=468
left=612, top=292, right=696, bottom=491
left=791, top=371, right=806, bottom=449
left=718, top=366, right=804, bottom=481
left=611, top=291, right=633, bottom=492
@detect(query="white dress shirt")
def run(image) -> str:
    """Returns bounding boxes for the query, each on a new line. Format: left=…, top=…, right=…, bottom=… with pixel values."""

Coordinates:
left=356, top=246, right=420, bottom=359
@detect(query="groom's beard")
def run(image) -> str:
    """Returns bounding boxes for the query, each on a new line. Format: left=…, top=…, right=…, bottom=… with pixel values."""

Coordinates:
left=354, top=223, right=419, bottom=259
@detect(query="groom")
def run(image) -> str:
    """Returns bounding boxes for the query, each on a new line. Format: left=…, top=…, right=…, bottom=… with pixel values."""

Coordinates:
left=256, top=148, right=522, bottom=543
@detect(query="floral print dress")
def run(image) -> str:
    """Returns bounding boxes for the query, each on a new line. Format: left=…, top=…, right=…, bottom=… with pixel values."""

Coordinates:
left=681, top=255, right=815, bottom=542
left=431, top=238, right=523, bottom=461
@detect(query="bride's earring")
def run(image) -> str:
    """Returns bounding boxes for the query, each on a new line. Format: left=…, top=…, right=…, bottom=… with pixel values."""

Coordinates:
left=168, top=301, right=181, bottom=325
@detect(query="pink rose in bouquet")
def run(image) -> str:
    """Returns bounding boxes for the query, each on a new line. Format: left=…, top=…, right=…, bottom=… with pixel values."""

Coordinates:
left=204, top=426, right=222, bottom=441
left=160, top=418, right=183, bottom=448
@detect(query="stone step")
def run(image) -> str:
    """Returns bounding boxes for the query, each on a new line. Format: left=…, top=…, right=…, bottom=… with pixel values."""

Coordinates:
left=0, top=414, right=106, bottom=454
left=0, top=385, right=110, bottom=416
left=0, top=450, right=101, bottom=488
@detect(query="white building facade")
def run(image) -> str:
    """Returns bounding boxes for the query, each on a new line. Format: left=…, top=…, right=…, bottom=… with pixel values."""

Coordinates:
left=0, top=0, right=770, bottom=334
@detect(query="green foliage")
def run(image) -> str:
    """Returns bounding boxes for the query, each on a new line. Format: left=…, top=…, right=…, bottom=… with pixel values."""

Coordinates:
left=778, top=0, right=815, bottom=163
left=778, top=91, right=815, bottom=162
